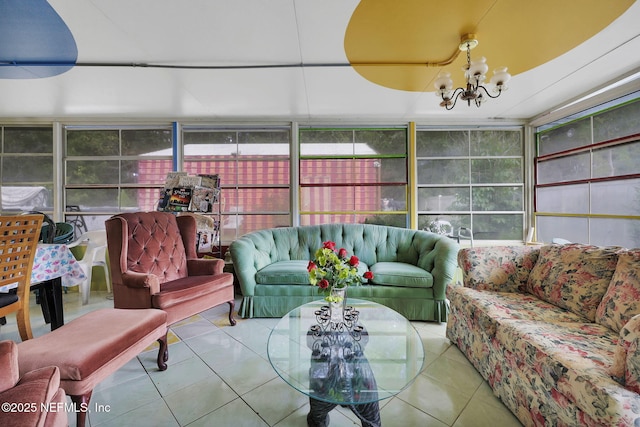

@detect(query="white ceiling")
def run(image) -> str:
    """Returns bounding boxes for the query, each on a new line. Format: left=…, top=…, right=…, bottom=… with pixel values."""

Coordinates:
left=1, top=0, right=640, bottom=122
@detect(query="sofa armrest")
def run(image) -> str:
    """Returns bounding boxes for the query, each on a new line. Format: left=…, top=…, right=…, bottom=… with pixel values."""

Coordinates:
left=0, top=365, right=66, bottom=427
left=0, top=341, right=67, bottom=427
left=121, top=270, right=161, bottom=294
left=457, top=245, right=540, bottom=293
left=430, top=236, right=460, bottom=301
left=230, top=237, right=261, bottom=297
left=610, top=314, right=640, bottom=393
left=0, top=340, right=19, bottom=393
left=187, top=258, right=224, bottom=276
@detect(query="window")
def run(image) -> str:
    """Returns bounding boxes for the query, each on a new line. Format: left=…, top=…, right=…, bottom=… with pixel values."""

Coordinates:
left=182, top=127, right=291, bottom=243
left=0, top=126, right=53, bottom=214
left=64, top=126, right=173, bottom=230
left=299, top=127, right=408, bottom=227
left=416, top=128, right=524, bottom=240
left=535, top=97, right=640, bottom=247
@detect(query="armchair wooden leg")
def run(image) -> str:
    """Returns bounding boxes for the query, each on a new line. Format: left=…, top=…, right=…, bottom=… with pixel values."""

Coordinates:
left=228, top=300, right=236, bottom=326
left=157, top=332, right=168, bottom=371
left=70, top=391, right=92, bottom=427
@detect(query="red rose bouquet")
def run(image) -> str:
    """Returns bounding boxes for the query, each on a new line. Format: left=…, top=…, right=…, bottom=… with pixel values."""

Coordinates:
left=307, top=240, right=374, bottom=302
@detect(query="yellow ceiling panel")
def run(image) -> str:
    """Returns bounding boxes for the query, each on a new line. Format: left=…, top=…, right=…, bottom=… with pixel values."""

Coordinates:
left=345, top=0, right=635, bottom=92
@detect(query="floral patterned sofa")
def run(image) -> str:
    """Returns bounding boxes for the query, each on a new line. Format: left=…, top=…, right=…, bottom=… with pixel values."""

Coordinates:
left=446, top=244, right=640, bottom=426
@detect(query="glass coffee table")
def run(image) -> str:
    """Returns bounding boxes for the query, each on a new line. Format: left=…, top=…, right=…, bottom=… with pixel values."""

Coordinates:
left=267, top=299, right=425, bottom=427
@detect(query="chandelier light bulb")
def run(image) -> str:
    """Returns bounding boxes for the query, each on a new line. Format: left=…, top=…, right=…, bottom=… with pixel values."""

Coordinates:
left=490, top=67, right=511, bottom=90
left=468, top=57, right=488, bottom=81
left=434, top=71, right=453, bottom=96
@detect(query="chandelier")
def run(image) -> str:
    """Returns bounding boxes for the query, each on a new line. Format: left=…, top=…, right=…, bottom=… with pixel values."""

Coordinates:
left=434, top=34, right=511, bottom=110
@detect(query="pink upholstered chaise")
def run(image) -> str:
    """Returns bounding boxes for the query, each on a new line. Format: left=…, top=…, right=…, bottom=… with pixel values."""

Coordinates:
left=17, top=308, right=168, bottom=427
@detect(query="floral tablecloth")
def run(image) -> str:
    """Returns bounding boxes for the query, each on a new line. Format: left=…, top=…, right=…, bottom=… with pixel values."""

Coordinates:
left=0, top=243, right=86, bottom=293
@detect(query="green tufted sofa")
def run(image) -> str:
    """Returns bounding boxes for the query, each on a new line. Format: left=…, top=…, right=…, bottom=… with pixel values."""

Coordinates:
left=229, top=223, right=459, bottom=321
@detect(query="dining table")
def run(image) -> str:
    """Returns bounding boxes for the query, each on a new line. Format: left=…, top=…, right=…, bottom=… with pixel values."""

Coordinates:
left=0, top=243, right=86, bottom=330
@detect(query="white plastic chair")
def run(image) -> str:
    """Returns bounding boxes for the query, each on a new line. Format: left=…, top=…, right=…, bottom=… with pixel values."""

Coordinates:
left=66, top=230, right=110, bottom=305
left=457, top=227, right=474, bottom=247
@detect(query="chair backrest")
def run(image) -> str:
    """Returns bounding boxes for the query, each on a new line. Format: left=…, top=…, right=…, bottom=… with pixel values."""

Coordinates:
left=70, top=230, right=107, bottom=264
left=48, top=222, right=74, bottom=244
left=0, top=215, right=42, bottom=301
left=105, top=212, right=197, bottom=285
left=22, top=211, right=55, bottom=243
left=20, top=211, right=74, bottom=244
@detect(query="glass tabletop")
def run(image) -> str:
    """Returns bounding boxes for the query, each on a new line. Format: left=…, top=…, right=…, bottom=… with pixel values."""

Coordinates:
left=267, top=298, right=425, bottom=405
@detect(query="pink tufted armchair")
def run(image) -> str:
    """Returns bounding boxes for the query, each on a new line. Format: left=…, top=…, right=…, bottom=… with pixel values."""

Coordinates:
left=0, top=340, right=67, bottom=427
left=105, top=211, right=235, bottom=326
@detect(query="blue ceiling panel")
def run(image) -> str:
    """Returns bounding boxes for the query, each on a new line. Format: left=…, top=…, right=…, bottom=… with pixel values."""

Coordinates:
left=0, top=0, right=77, bottom=79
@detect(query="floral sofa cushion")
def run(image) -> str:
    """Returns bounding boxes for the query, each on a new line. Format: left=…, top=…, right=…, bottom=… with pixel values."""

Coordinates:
left=495, top=320, right=639, bottom=426
left=610, top=315, right=640, bottom=393
left=448, top=286, right=586, bottom=338
left=597, top=250, right=640, bottom=333
left=526, top=244, right=620, bottom=321
left=446, top=286, right=588, bottom=383
left=457, top=245, right=539, bottom=293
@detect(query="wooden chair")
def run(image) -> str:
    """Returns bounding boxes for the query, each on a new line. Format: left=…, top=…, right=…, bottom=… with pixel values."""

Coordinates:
left=0, top=214, right=43, bottom=341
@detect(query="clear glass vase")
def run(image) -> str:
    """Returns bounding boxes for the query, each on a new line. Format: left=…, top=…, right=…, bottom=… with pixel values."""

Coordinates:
left=329, top=286, right=346, bottom=324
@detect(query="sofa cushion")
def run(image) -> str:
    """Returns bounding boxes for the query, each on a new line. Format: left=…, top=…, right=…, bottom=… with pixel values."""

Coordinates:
left=609, top=314, right=640, bottom=393
left=448, top=286, right=586, bottom=338
left=496, top=320, right=634, bottom=426
left=458, top=245, right=539, bottom=292
left=369, top=262, right=433, bottom=288
left=256, top=260, right=371, bottom=286
left=154, top=273, right=233, bottom=309
left=256, top=260, right=311, bottom=285
left=526, top=244, right=620, bottom=321
left=596, top=250, right=640, bottom=333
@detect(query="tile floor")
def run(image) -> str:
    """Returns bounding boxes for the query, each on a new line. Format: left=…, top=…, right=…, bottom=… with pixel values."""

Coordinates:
left=0, top=291, right=523, bottom=427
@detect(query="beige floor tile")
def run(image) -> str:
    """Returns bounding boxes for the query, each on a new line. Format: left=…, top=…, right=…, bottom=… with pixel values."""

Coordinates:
left=90, top=375, right=163, bottom=425
left=214, top=351, right=278, bottom=395
left=164, top=374, right=238, bottom=425
left=397, top=374, right=474, bottom=426
left=186, top=398, right=269, bottom=427
left=453, top=397, right=522, bottom=427
left=148, top=356, right=215, bottom=397
left=93, top=397, right=178, bottom=427
left=241, top=377, right=309, bottom=426
left=381, top=397, right=449, bottom=427
left=422, top=355, right=485, bottom=394
left=171, top=317, right=220, bottom=340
